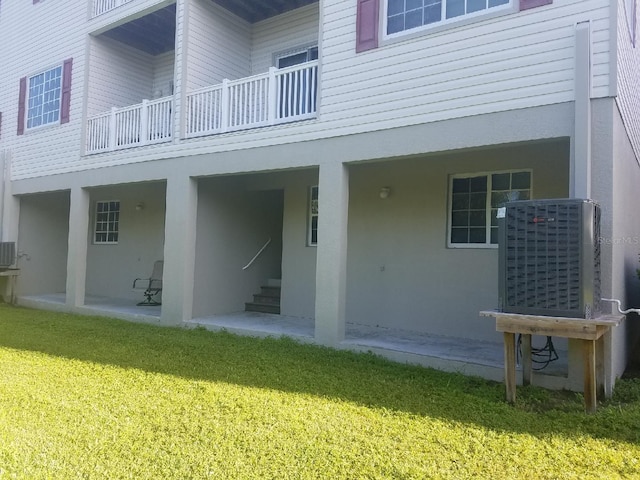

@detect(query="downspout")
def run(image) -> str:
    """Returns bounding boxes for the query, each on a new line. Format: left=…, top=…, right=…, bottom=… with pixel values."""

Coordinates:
left=572, top=21, right=592, bottom=199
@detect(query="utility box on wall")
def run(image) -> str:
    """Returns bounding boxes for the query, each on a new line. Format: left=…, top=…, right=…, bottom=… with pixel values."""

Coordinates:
left=498, top=199, right=601, bottom=319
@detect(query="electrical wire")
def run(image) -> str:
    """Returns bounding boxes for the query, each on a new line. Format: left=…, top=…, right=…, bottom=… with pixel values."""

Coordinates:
left=516, top=334, right=559, bottom=371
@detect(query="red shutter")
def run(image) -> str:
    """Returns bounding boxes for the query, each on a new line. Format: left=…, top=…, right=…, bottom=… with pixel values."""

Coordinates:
left=356, top=0, right=379, bottom=53
left=520, top=0, right=552, bottom=11
left=60, top=58, right=73, bottom=124
left=33, top=0, right=40, bottom=4
left=17, top=77, right=26, bottom=136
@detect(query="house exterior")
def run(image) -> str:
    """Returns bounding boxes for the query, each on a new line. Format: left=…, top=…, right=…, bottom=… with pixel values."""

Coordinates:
left=1, top=0, right=639, bottom=393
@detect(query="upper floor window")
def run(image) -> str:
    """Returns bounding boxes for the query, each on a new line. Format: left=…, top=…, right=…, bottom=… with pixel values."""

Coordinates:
left=27, top=66, right=62, bottom=129
left=17, top=58, right=72, bottom=135
left=386, top=0, right=512, bottom=36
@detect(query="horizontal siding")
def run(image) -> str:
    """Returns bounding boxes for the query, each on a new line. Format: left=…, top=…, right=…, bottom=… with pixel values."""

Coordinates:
left=152, top=51, right=175, bottom=98
left=320, top=0, right=611, bottom=134
left=0, top=0, right=88, bottom=179
left=187, top=0, right=251, bottom=91
left=0, top=0, right=616, bottom=180
left=87, top=36, right=155, bottom=114
left=616, top=0, right=640, bottom=161
left=251, top=4, right=320, bottom=74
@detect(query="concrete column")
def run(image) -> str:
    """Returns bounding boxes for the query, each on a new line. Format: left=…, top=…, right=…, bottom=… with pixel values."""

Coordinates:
left=572, top=21, right=592, bottom=199
left=66, top=186, right=90, bottom=308
left=314, top=162, right=349, bottom=345
left=160, top=175, right=197, bottom=326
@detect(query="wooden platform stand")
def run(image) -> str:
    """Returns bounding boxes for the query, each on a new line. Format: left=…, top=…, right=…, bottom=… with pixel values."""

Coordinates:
left=480, top=310, right=623, bottom=413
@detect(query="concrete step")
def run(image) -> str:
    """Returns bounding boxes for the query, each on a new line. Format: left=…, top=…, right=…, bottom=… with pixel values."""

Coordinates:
left=259, top=286, right=281, bottom=297
left=245, top=302, right=280, bottom=314
left=253, top=293, right=280, bottom=305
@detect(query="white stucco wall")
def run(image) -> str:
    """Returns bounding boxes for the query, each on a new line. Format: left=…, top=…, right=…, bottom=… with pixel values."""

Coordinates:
left=85, top=181, right=166, bottom=301
left=346, top=140, right=570, bottom=342
left=193, top=177, right=284, bottom=318
left=16, top=191, right=70, bottom=296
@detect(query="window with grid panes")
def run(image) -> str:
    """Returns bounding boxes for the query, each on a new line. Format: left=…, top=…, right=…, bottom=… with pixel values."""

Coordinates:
left=308, top=186, right=318, bottom=246
left=449, top=170, right=531, bottom=246
left=95, top=201, right=120, bottom=244
left=27, top=65, right=62, bottom=129
left=386, top=0, right=512, bottom=36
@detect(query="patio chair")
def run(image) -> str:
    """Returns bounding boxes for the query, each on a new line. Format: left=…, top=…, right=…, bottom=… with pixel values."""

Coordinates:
left=133, top=260, right=163, bottom=306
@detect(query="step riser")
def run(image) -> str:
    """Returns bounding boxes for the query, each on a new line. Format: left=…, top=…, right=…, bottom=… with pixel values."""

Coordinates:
left=245, top=303, right=280, bottom=314
left=260, top=287, right=281, bottom=297
left=253, top=294, right=280, bottom=305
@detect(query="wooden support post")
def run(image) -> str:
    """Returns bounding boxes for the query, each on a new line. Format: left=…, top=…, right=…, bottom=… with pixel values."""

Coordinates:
left=521, top=334, right=532, bottom=386
left=504, top=332, right=517, bottom=404
left=583, top=339, right=597, bottom=413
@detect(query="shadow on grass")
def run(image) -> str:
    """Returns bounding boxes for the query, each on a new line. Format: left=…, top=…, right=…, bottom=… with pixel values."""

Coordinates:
left=0, top=304, right=638, bottom=444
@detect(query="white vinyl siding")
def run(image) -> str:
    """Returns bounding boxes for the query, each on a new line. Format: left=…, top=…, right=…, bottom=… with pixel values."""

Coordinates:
left=617, top=0, right=640, bottom=161
left=251, top=4, right=320, bottom=74
left=187, top=0, right=251, bottom=91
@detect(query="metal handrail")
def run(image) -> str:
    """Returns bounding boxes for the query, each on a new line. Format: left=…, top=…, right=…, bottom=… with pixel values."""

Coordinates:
left=242, top=237, right=271, bottom=270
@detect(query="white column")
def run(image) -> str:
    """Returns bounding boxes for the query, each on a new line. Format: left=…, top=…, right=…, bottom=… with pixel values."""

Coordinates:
left=0, top=152, right=5, bottom=241
left=160, top=175, right=197, bottom=325
left=66, top=187, right=90, bottom=308
left=314, top=162, right=349, bottom=345
left=572, top=21, right=592, bottom=199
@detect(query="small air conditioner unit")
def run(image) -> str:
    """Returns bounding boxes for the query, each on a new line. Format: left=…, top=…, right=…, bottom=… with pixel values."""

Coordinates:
left=0, top=242, right=16, bottom=268
left=498, top=199, right=600, bottom=319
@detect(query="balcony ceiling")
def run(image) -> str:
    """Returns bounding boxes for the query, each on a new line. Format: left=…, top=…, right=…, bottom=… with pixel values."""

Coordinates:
left=103, top=4, right=176, bottom=56
left=212, top=0, right=318, bottom=23
left=102, top=0, right=318, bottom=56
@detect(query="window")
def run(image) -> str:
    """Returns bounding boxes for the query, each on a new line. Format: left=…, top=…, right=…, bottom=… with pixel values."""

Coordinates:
left=26, top=66, right=62, bottom=129
left=308, top=186, right=318, bottom=246
left=449, top=170, right=531, bottom=247
left=386, top=0, right=512, bottom=36
left=95, top=201, right=120, bottom=244
left=18, top=58, right=72, bottom=135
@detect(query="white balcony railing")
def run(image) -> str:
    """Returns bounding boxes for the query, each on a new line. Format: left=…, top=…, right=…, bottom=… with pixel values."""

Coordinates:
left=186, top=60, right=318, bottom=138
left=86, top=97, right=173, bottom=154
left=92, top=0, right=135, bottom=18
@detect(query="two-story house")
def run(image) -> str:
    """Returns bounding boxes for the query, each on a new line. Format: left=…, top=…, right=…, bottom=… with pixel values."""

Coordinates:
left=1, top=0, right=639, bottom=394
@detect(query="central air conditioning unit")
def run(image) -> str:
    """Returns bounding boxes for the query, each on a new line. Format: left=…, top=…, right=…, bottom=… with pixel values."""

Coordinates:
left=0, top=242, right=15, bottom=268
left=498, top=199, right=601, bottom=319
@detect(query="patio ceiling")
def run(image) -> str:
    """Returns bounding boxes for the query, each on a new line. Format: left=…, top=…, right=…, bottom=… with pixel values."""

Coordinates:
left=211, top=0, right=318, bottom=23
left=101, top=0, right=318, bottom=56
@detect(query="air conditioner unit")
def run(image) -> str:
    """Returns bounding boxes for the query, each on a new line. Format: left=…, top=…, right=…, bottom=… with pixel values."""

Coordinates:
left=498, top=199, right=600, bottom=319
left=0, top=242, right=16, bottom=268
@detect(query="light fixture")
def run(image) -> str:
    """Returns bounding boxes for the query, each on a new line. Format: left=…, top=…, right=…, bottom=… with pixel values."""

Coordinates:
left=379, top=187, right=391, bottom=199
left=135, top=202, right=145, bottom=211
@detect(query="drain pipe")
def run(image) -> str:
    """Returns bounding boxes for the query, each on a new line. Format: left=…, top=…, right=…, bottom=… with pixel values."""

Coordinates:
left=601, top=298, right=640, bottom=315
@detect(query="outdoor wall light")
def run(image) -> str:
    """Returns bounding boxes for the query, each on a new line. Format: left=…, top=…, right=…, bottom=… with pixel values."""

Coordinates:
left=135, top=202, right=145, bottom=211
left=379, top=187, right=391, bottom=199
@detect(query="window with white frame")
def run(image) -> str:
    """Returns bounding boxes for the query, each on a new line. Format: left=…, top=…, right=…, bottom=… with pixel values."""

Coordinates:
left=27, top=65, right=62, bottom=129
left=449, top=170, right=531, bottom=247
left=308, top=186, right=318, bottom=246
left=94, top=201, right=120, bottom=244
left=386, top=0, right=512, bottom=36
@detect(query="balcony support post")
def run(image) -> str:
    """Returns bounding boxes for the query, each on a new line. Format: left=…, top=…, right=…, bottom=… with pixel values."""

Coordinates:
left=140, top=100, right=149, bottom=146
left=221, top=79, right=230, bottom=133
left=268, top=67, right=277, bottom=125
left=108, top=107, right=117, bottom=151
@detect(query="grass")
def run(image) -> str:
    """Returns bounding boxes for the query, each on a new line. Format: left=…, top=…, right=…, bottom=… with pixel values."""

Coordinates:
left=0, top=304, right=639, bottom=479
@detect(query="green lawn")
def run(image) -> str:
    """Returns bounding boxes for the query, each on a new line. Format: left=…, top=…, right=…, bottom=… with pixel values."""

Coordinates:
left=0, top=304, right=639, bottom=479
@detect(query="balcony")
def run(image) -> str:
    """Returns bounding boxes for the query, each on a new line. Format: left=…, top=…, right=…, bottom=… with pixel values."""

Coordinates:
left=86, top=61, right=318, bottom=154
left=186, top=61, right=318, bottom=138
left=86, top=97, right=173, bottom=154
left=92, top=0, right=135, bottom=18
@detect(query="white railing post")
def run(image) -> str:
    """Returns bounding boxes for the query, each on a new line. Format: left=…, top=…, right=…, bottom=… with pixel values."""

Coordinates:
left=140, top=100, right=149, bottom=145
left=268, top=67, right=277, bottom=125
left=221, top=79, right=230, bottom=133
left=109, top=107, right=117, bottom=151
